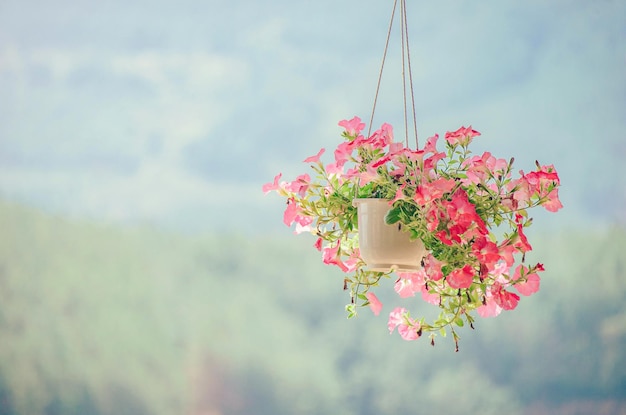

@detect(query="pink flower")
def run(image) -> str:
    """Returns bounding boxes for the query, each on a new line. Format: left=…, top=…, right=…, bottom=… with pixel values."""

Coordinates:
left=388, top=307, right=421, bottom=341
left=414, top=178, right=457, bottom=206
left=514, top=164, right=562, bottom=211
left=492, top=283, right=520, bottom=311
left=322, top=242, right=348, bottom=272
left=394, top=271, right=425, bottom=298
left=343, top=254, right=360, bottom=273
left=472, top=237, right=501, bottom=271
left=447, top=264, right=475, bottom=289
left=463, top=152, right=508, bottom=185
left=513, top=264, right=541, bottom=296
left=444, top=126, right=481, bottom=146
left=390, top=185, right=406, bottom=204
left=283, top=199, right=298, bottom=226
left=398, top=323, right=420, bottom=341
left=303, top=148, right=325, bottom=163
left=514, top=213, right=532, bottom=253
left=284, top=174, right=310, bottom=198
left=450, top=189, right=488, bottom=234
left=511, top=176, right=532, bottom=206
left=476, top=290, right=502, bottom=317
left=498, top=243, right=517, bottom=267
left=423, top=254, right=444, bottom=281
left=368, top=123, right=394, bottom=149
left=334, top=141, right=354, bottom=167
left=423, top=133, right=439, bottom=154
left=421, top=284, right=440, bottom=305
left=515, top=273, right=540, bottom=296
left=543, top=188, right=563, bottom=212
left=325, top=162, right=345, bottom=177
left=294, top=217, right=313, bottom=234
left=371, top=154, right=392, bottom=168
left=262, top=173, right=282, bottom=194
left=338, top=116, right=366, bottom=136
left=366, top=292, right=383, bottom=316
left=314, top=237, right=323, bottom=251
left=423, top=151, right=446, bottom=173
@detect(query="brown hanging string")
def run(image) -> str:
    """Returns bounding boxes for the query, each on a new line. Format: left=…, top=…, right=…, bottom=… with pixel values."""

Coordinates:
left=367, top=0, right=419, bottom=149
left=402, top=0, right=419, bottom=149
left=367, top=0, right=397, bottom=139
left=400, top=0, right=409, bottom=147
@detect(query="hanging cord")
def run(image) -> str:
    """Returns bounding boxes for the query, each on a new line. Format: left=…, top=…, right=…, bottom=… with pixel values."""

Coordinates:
left=400, top=0, right=409, bottom=147
left=367, top=0, right=398, bottom=138
left=367, top=0, right=419, bottom=148
left=402, top=0, right=419, bottom=149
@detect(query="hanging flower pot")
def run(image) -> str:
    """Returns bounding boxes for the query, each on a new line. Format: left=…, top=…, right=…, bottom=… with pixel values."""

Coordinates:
left=263, top=116, right=563, bottom=349
left=261, top=0, right=562, bottom=350
left=353, top=198, right=425, bottom=272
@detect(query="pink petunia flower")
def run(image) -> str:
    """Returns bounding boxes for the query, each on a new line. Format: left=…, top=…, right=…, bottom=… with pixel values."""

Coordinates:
left=498, top=243, right=517, bottom=267
left=388, top=307, right=421, bottom=341
left=423, top=254, right=444, bottom=281
left=543, top=188, right=563, bottom=212
left=262, top=173, right=282, bottom=194
left=515, top=273, right=540, bottom=296
left=322, top=242, right=348, bottom=272
left=514, top=213, right=532, bottom=253
left=368, top=123, right=394, bottom=149
left=513, top=264, right=541, bottom=296
left=303, top=148, right=325, bottom=163
left=283, top=199, right=298, bottom=226
left=421, top=282, right=441, bottom=305
left=491, top=283, right=520, bottom=311
left=338, top=116, right=366, bottom=136
left=284, top=174, right=310, bottom=198
left=446, top=264, right=475, bottom=289
left=394, top=271, right=426, bottom=298
left=472, top=237, right=501, bottom=271
left=314, top=237, right=323, bottom=251
left=366, top=292, right=383, bottom=316
left=476, top=289, right=503, bottom=318
left=444, top=126, right=481, bottom=146
left=325, top=162, right=344, bottom=177
left=334, top=141, right=354, bottom=167
left=422, top=133, right=439, bottom=154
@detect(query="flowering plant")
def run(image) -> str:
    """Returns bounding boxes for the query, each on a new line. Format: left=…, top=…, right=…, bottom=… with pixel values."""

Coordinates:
left=263, top=116, right=562, bottom=350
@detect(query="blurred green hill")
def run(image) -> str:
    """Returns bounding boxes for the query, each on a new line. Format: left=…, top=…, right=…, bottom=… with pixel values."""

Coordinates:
left=0, top=200, right=625, bottom=415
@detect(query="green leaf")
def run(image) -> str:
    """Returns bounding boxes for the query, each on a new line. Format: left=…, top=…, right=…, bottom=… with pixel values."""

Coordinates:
left=454, top=317, right=465, bottom=327
left=384, top=207, right=402, bottom=224
left=345, top=304, right=357, bottom=319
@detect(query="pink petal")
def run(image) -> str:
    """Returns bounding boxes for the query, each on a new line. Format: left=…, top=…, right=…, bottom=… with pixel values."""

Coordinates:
left=303, top=148, right=325, bottom=163
left=476, top=297, right=502, bottom=318
left=262, top=173, right=282, bottom=194
left=398, top=323, right=420, bottom=341
left=283, top=200, right=298, bottom=226
left=446, top=265, right=474, bottom=289
left=388, top=307, right=406, bottom=333
left=366, top=292, right=383, bottom=316
left=515, top=273, right=541, bottom=296
left=314, top=238, right=323, bottom=251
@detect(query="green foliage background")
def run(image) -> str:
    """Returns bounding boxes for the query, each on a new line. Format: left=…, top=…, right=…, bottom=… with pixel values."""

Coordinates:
left=1, top=201, right=625, bottom=415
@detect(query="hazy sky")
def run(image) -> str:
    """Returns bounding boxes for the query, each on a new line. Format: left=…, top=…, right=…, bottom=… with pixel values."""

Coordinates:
left=0, top=0, right=624, bottom=231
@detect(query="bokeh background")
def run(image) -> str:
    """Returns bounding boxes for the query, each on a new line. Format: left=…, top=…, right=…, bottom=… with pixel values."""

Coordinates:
left=1, top=0, right=625, bottom=414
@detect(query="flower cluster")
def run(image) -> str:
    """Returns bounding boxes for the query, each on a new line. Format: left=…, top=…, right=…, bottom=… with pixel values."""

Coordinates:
left=263, top=116, right=562, bottom=349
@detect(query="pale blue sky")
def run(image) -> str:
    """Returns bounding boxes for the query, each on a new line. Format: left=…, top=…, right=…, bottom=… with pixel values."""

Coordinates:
left=0, top=0, right=624, bottom=231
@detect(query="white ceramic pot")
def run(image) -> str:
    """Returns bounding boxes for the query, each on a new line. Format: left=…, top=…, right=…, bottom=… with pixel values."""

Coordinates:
left=353, top=198, right=426, bottom=272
